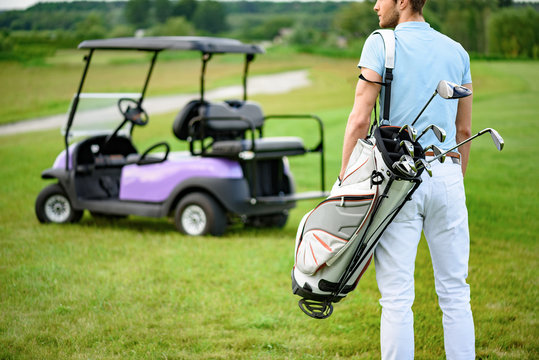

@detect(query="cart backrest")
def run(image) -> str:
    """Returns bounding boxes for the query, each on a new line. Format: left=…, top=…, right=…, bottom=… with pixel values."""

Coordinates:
left=173, top=100, right=265, bottom=141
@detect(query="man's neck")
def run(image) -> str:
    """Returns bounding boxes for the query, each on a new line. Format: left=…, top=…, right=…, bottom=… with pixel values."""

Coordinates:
left=398, top=12, right=425, bottom=25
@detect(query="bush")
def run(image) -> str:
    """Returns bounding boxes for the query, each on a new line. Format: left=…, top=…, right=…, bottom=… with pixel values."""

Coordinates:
left=147, top=16, right=195, bottom=36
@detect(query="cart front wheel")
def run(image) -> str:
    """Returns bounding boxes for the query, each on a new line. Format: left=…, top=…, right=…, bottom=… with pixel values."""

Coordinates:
left=35, top=184, right=83, bottom=224
left=174, top=193, right=226, bottom=236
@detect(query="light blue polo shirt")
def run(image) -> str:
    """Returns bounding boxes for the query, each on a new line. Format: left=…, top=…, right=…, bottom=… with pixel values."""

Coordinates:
left=359, top=22, right=472, bottom=150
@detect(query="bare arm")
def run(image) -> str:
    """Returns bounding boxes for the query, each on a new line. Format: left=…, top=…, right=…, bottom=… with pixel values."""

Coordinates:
left=455, top=83, right=473, bottom=177
left=339, top=68, right=382, bottom=179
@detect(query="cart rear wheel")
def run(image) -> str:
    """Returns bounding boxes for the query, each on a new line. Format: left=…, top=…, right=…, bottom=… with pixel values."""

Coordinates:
left=174, top=193, right=226, bottom=236
left=35, top=184, right=83, bottom=224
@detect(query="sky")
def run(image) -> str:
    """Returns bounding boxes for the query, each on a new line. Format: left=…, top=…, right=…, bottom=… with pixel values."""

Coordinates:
left=0, top=0, right=538, bottom=10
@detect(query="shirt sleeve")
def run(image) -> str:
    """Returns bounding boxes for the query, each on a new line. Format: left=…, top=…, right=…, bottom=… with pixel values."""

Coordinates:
left=461, top=46, right=472, bottom=84
left=358, top=33, right=386, bottom=78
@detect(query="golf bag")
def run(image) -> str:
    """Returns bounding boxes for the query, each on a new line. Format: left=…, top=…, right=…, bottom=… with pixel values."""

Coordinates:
left=291, top=125, right=425, bottom=319
left=292, top=29, right=425, bottom=319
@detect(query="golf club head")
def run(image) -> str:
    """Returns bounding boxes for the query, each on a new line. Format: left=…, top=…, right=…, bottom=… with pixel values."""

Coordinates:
left=400, top=140, right=415, bottom=158
left=430, top=124, right=447, bottom=142
left=415, top=158, right=433, bottom=177
left=403, top=155, right=417, bottom=171
left=417, top=124, right=447, bottom=143
left=393, top=160, right=417, bottom=178
left=424, top=144, right=446, bottom=163
left=479, top=128, right=505, bottom=151
left=399, top=124, right=418, bottom=142
left=436, top=80, right=473, bottom=99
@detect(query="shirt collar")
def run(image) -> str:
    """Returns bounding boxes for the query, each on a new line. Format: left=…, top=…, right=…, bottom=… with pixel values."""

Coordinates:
left=395, top=21, right=431, bottom=31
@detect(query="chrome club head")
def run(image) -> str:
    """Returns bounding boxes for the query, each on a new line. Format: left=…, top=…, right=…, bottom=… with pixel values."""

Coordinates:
left=415, top=158, right=432, bottom=177
left=400, top=154, right=417, bottom=172
left=424, top=144, right=446, bottom=163
left=392, top=155, right=418, bottom=177
left=479, top=128, right=505, bottom=151
left=398, top=124, right=418, bottom=142
left=399, top=140, right=415, bottom=158
left=393, top=161, right=417, bottom=178
left=417, top=124, right=447, bottom=143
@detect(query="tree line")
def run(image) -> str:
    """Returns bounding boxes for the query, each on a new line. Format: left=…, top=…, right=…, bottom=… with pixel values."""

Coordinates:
left=0, top=0, right=537, bottom=62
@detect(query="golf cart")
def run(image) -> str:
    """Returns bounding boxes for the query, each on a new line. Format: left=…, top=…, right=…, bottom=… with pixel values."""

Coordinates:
left=35, top=36, right=328, bottom=236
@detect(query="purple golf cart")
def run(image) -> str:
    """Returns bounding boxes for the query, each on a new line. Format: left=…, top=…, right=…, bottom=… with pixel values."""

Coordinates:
left=35, top=37, right=328, bottom=236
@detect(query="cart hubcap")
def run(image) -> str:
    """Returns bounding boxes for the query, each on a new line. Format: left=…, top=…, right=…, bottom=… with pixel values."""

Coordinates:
left=181, top=205, right=207, bottom=235
left=44, top=195, right=71, bottom=223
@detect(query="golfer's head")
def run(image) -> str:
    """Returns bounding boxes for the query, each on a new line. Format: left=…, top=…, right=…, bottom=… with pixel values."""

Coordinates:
left=373, top=0, right=427, bottom=28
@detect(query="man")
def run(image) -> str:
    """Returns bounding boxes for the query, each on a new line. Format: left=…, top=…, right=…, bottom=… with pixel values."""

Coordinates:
left=339, top=0, right=474, bottom=359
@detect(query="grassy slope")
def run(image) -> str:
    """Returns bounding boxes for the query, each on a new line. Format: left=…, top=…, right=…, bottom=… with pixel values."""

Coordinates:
left=0, top=53, right=537, bottom=359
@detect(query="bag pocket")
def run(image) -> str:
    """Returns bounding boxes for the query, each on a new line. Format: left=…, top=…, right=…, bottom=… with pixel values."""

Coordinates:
left=295, top=229, right=348, bottom=276
left=295, top=194, right=374, bottom=275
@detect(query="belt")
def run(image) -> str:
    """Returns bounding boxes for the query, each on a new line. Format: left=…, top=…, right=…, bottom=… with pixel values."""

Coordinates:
left=424, top=151, right=461, bottom=164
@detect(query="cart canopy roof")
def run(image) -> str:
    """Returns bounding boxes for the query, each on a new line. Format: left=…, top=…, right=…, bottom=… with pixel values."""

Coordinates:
left=78, top=36, right=265, bottom=54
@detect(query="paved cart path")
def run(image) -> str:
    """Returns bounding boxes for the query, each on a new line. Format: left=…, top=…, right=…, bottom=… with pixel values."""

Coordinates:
left=0, top=70, right=310, bottom=136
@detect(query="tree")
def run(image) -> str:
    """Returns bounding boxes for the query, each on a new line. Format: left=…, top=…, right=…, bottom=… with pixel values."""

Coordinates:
left=148, top=16, right=195, bottom=36
left=76, top=12, right=106, bottom=39
left=333, top=1, right=378, bottom=39
left=173, top=0, right=198, bottom=21
left=154, top=0, right=172, bottom=23
left=125, top=0, right=151, bottom=28
left=239, top=16, right=294, bottom=41
left=192, top=1, right=227, bottom=35
left=488, top=7, right=539, bottom=58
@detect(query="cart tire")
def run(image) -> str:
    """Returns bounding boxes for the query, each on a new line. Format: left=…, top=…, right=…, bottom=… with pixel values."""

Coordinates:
left=35, top=184, right=83, bottom=224
left=174, top=193, right=226, bottom=236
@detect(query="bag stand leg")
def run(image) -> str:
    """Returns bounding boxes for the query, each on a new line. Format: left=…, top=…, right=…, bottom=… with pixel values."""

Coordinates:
left=298, top=298, right=333, bottom=319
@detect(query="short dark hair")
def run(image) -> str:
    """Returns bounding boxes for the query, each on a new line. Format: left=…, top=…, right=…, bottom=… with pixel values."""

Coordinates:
left=410, top=0, right=427, bottom=14
left=396, top=0, right=427, bottom=14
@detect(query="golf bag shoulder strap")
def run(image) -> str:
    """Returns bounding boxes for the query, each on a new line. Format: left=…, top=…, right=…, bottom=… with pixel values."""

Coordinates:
left=360, top=29, right=395, bottom=127
left=373, top=29, right=395, bottom=70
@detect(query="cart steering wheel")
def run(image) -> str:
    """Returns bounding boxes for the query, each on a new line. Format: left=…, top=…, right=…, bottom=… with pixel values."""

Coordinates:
left=118, top=98, right=149, bottom=126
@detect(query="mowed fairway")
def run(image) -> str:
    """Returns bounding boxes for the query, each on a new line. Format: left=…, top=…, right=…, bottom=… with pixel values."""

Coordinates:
left=0, top=51, right=537, bottom=359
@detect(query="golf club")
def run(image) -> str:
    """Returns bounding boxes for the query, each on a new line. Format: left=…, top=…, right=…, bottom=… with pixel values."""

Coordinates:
left=402, top=154, right=417, bottom=172
left=393, top=161, right=416, bottom=178
left=416, top=124, right=447, bottom=143
left=426, top=128, right=504, bottom=164
left=393, top=155, right=417, bottom=177
left=411, top=80, right=473, bottom=127
left=400, top=140, right=415, bottom=158
left=398, top=124, right=418, bottom=142
left=424, top=144, right=446, bottom=163
left=415, top=158, right=432, bottom=177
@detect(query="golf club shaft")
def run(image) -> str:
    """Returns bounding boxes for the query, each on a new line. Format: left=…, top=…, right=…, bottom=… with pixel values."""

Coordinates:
left=427, top=129, right=487, bottom=164
left=411, top=91, right=436, bottom=126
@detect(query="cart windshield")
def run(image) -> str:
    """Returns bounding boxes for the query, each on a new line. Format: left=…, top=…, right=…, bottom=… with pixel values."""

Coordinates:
left=62, top=92, right=141, bottom=140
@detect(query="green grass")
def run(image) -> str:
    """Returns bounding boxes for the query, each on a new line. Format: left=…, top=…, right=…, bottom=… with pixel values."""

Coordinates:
left=0, top=53, right=538, bottom=359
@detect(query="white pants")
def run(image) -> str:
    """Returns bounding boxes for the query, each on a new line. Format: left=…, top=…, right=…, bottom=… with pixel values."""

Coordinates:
left=374, top=159, right=475, bottom=360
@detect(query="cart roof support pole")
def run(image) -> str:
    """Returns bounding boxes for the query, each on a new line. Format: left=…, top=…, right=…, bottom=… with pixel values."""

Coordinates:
left=140, top=51, right=160, bottom=103
left=200, top=53, right=212, bottom=103
left=64, top=49, right=94, bottom=170
left=243, top=54, right=255, bottom=101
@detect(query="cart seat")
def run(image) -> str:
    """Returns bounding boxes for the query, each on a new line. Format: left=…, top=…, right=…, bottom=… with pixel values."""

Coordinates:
left=173, top=99, right=309, bottom=158
left=211, top=137, right=306, bottom=158
left=173, top=100, right=265, bottom=141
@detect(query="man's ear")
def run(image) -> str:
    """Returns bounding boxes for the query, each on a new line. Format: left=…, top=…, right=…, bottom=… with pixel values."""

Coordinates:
left=398, top=0, right=408, bottom=11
